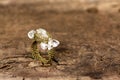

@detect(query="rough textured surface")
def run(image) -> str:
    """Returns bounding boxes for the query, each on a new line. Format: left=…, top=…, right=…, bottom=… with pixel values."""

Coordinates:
left=0, top=0, right=120, bottom=80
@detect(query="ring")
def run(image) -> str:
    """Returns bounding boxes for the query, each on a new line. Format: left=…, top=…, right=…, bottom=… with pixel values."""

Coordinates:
left=28, top=28, right=60, bottom=65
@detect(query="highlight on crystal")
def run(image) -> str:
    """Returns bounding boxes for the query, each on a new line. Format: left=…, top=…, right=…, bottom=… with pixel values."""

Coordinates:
left=28, top=28, right=60, bottom=65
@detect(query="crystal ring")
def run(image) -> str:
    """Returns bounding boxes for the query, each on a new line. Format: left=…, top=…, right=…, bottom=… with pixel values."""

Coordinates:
left=28, top=28, right=60, bottom=65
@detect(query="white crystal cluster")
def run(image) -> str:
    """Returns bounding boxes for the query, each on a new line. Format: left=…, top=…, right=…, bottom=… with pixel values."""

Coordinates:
left=28, top=28, right=60, bottom=50
left=28, top=28, right=48, bottom=39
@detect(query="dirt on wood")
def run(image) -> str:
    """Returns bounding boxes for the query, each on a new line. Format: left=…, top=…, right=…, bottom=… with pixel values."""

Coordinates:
left=0, top=0, right=120, bottom=80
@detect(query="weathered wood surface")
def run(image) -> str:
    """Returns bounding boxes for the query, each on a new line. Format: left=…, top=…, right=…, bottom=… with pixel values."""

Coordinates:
left=0, top=0, right=120, bottom=80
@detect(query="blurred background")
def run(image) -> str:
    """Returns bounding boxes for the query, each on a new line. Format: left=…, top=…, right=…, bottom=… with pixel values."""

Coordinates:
left=0, top=0, right=120, bottom=80
left=0, top=0, right=119, bottom=12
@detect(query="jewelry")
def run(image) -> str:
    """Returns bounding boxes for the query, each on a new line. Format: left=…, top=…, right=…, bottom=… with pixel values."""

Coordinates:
left=28, top=28, right=60, bottom=65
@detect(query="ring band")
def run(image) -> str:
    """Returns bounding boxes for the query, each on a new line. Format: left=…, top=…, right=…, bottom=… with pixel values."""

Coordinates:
left=31, top=41, right=55, bottom=64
